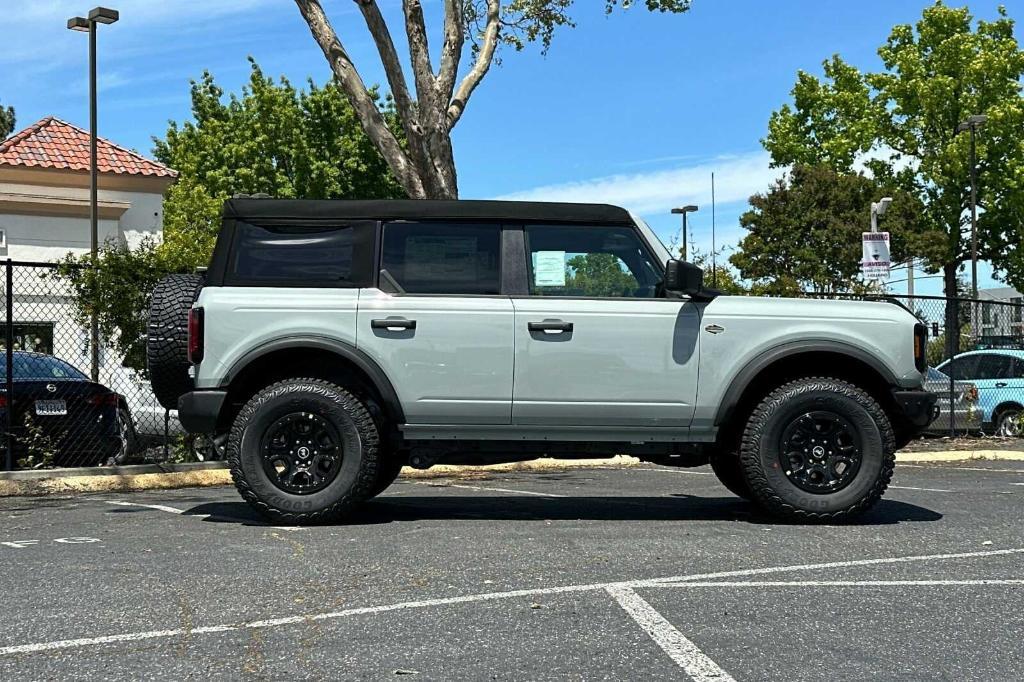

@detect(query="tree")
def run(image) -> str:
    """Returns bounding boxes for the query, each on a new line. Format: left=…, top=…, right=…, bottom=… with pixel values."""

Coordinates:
left=0, top=100, right=14, bottom=140
left=730, top=165, right=923, bottom=295
left=293, top=0, right=692, bottom=199
left=153, top=59, right=404, bottom=266
left=763, top=2, right=1024, bottom=348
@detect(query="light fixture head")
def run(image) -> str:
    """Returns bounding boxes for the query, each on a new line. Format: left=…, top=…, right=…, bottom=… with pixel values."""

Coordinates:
left=88, top=7, right=119, bottom=24
left=67, top=16, right=90, bottom=31
left=671, top=205, right=699, bottom=214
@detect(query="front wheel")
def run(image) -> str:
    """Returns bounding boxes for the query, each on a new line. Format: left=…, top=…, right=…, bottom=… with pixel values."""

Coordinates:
left=739, top=377, right=895, bottom=522
left=228, top=378, right=381, bottom=524
left=995, top=409, right=1022, bottom=437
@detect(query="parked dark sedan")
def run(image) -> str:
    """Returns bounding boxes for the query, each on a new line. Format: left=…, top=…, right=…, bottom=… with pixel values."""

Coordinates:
left=0, top=352, right=135, bottom=467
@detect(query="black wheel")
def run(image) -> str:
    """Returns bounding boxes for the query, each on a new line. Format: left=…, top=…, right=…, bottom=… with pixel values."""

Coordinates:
left=188, top=433, right=227, bottom=461
left=739, top=377, right=895, bottom=522
left=709, top=453, right=753, bottom=501
left=995, top=407, right=1022, bottom=437
left=368, top=455, right=405, bottom=498
left=111, top=406, right=139, bottom=465
left=147, top=273, right=204, bottom=410
left=228, top=378, right=380, bottom=524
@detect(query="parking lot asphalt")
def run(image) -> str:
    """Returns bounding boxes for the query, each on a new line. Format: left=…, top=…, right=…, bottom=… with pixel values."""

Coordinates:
left=0, top=461, right=1022, bottom=681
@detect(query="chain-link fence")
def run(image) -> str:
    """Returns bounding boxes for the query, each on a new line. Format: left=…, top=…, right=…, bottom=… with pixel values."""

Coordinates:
left=1, top=260, right=185, bottom=470
left=801, top=292, right=1024, bottom=440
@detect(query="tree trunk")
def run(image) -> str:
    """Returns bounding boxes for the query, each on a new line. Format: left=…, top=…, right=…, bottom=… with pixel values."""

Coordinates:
left=943, top=262, right=960, bottom=362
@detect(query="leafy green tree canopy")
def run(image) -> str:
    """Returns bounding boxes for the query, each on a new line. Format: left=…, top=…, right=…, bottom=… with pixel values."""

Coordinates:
left=763, top=2, right=1024, bottom=294
left=152, top=58, right=403, bottom=271
left=0, top=100, right=14, bottom=140
left=731, top=165, right=924, bottom=295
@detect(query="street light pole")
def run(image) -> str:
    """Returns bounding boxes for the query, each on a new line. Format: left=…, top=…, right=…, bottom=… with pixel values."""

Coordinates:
left=68, top=7, right=118, bottom=382
left=670, top=205, right=698, bottom=261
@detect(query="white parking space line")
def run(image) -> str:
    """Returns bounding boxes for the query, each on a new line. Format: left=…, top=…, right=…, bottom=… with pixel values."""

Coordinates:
left=416, top=482, right=567, bottom=498
left=653, top=579, right=1024, bottom=588
left=606, top=586, right=735, bottom=682
left=899, top=464, right=1024, bottom=474
left=1, top=546, right=1020, bottom=658
left=890, top=485, right=957, bottom=493
left=104, top=501, right=302, bottom=532
left=639, top=468, right=714, bottom=475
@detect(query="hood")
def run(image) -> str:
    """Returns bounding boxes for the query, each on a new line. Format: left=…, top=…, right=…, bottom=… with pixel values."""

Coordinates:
left=702, top=295, right=919, bottom=326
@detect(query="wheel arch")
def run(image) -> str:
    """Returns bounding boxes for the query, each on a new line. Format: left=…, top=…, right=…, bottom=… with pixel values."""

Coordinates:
left=713, top=341, right=902, bottom=448
left=218, top=336, right=405, bottom=432
left=992, top=400, right=1024, bottom=420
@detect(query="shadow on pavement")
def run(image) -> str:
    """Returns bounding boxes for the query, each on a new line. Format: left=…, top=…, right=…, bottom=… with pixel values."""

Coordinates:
left=182, top=495, right=942, bottom=527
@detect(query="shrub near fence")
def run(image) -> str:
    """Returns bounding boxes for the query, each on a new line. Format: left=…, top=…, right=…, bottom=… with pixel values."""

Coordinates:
left=800, top=292, right=1024, bottom=438
left=1, top=260, right=183, bottom=470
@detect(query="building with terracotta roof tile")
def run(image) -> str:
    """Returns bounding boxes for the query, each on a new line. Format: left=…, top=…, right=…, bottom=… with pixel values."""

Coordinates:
left=0, top=116, right=177, bottom=261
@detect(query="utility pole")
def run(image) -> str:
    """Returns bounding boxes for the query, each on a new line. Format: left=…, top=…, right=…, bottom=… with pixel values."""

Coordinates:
left=711, top=172, right=717, bottom=288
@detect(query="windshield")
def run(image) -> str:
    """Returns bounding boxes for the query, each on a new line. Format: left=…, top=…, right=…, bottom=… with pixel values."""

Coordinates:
left=1, top=355, right=88, bottom=381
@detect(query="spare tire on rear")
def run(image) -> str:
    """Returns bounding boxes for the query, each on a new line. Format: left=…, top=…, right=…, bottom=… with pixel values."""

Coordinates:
left=147, top=273, right=204, bottom=410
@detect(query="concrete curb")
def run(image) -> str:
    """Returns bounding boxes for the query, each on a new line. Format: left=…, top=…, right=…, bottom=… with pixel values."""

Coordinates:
left=1, top=451, right=1020, bottom=497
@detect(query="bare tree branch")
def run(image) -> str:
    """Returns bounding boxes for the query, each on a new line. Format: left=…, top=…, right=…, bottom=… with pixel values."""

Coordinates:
left=403, top=0, right=438, bottom=115
left=294, top=0, right=425, bottom=198
left=447, top=0, right=500, bottom=129
left=437, top=0, right=465, bottom=104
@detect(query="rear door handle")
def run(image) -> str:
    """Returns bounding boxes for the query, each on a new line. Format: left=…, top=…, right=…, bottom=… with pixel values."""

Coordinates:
left=371, top=318, right=416, bottom=331
left=528, top=320, right=573, bottom=333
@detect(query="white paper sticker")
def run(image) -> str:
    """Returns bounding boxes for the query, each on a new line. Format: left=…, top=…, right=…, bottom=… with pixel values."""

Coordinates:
left=534, top=251, right=567, bottom=286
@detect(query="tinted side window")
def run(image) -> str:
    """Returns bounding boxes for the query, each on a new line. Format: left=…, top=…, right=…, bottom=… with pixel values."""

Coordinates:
left=945, top=356, right=978, bottom=380
left=381, top=223, right=501, bottom=295
left=974, top=354, right=1013, bottom=380
left=228, top=221, right=373, bottom=286
left=524, top=225, right=661, bottom=298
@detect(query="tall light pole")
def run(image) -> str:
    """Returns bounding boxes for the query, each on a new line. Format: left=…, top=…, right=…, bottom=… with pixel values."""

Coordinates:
left=957, top=114, right=987, bottom=301
left=671, top=205, right=698, bottom=261
left=68, top=7, right=118, bottom=382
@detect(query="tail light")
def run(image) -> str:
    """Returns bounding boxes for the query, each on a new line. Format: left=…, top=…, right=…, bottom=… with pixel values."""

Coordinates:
left=964, top=385, right=979, bottom=403
left=913, top=323, right=927, bottom=372
left=0, top=394, right=7, bottom=409
left=87, top=393, right=120, bottom=407
left=188, top=307, right=204, bottom=364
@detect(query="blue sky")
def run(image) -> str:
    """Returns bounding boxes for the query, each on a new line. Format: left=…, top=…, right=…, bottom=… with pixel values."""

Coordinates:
left=3, top=0, right=1022, bottom=294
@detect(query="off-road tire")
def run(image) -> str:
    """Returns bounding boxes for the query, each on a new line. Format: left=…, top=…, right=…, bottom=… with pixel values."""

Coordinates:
left=228, top=378, right=380, bottom=524
left=147, top=273, right=204, bottom=410
left=368, top=455, right=406, bottom=498
left=739, top=377, right=895, bottom=522
left=710, top=453, right=753, bottom=501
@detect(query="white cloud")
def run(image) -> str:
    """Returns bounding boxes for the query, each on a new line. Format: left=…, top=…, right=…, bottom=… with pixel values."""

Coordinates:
left=495, top=151, right=782, bottom=215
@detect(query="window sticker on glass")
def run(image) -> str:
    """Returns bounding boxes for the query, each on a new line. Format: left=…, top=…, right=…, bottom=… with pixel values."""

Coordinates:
left=534, top=251, right=567, bottom=287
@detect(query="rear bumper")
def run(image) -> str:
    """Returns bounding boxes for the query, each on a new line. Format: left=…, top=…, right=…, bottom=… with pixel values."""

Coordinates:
left=892, top=388, right=939, bottom=428
left=177, top=390, right=227, bottom=434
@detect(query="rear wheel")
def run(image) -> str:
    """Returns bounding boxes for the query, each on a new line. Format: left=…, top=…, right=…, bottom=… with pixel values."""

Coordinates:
left=995, top=408, right=1022, bottom=437
left=228, top=378, right=380, bottom=524
left=739, top=377, right=894, bottom=522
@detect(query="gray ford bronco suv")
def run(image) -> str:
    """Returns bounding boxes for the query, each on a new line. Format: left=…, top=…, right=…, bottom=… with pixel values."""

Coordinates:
left=148, top=199, right=936, bottom=524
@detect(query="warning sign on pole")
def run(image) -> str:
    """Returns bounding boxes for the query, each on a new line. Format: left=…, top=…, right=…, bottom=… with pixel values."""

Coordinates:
left=862, top=232, right=891, bottom=280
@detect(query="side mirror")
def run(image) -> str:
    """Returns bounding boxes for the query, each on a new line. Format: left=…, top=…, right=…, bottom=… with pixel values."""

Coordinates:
left=664, top=259, right=704, bottom=296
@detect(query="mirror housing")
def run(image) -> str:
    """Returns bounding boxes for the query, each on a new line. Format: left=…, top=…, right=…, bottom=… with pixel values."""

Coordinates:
left=664, top=259, right=704, bottom=297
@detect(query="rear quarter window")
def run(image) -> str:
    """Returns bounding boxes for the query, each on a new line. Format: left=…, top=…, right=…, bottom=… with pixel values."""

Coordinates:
left=225, top=221, right=375, bottom=287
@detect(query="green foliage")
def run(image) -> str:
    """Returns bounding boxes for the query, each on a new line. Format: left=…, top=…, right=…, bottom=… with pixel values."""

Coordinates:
left=762, top=2, right=1024, bottom=291
left=16, top=413, right=61, bottom=469
left=687, top=246, right=748, bottom=296
left=52, top=239, right=168, bottom=372
left=565, top=253, right=639, bottom=297
left=465, top=0, right=691, bottom=54
left=731, top=164, right=924, bottom=295
left=0, top=100, right=14, bottom=140
left=152, top=58, right=404, bottom=265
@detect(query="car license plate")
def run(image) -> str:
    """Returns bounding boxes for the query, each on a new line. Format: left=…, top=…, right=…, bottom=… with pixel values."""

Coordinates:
left=35, top=400, right=67, bottom=416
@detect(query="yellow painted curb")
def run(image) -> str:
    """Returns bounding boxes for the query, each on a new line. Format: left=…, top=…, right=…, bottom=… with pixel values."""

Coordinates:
left=896, top=449, right=1024, bottom=463
left=0, top=469, right=232, bottom=497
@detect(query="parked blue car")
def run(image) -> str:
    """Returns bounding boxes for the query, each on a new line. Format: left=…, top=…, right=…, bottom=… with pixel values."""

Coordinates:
left=936, top=349, right=1024, bottom=436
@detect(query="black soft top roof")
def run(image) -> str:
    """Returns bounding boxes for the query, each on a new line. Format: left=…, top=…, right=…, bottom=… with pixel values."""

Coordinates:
left=223, top=199, right=633, bottom=225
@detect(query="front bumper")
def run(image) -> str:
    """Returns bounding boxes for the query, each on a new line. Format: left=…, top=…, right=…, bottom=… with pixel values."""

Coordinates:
left=177, top=390, right=227, bottom=434
left=892, top=388, right=939, bottom=428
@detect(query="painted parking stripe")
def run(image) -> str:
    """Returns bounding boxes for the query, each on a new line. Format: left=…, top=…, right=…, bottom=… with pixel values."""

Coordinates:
left=2, top=546, right=1022, bottom=658
left=416, top=482, right=567, bottom=498
left=607, top=586, right=735, bottom=681
left=899, top=464, right=1024, bottom=474
left=890, top=485, right=957, bottom=493
left=638, top=468, right=714, bottom=476
left=104, top=501, right=301, bottom=532
left=653, top=579, right=1024, bottom=588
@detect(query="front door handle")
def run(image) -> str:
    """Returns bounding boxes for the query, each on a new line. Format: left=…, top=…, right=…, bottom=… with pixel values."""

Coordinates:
left=371, top=318, right=416, bottom=331
left=528, top=320, right=573, bottom=334
left=995, top=382, right=1008, bottom=388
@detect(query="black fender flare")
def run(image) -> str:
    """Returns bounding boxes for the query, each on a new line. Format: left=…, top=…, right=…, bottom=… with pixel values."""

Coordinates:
left=713, top=339, right=900, bottom=427
left=221, top=335, right=405, bottom=423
